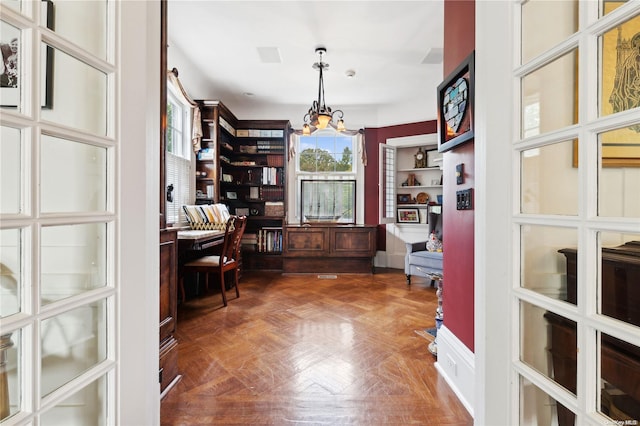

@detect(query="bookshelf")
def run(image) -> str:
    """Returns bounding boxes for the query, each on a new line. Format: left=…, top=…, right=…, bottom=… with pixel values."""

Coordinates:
left=196, top=100, right=290, bottom=270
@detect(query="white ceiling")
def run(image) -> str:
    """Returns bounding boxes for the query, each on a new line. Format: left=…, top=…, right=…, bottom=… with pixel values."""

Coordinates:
left=167, top=1, right=444, bottom=129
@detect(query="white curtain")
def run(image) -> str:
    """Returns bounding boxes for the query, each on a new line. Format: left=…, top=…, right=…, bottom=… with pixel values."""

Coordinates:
left=167, top=68, right=202, bottom=152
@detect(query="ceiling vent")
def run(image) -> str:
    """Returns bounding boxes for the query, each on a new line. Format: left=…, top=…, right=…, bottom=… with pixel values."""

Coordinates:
left=257, top=46, right=282, bottom=63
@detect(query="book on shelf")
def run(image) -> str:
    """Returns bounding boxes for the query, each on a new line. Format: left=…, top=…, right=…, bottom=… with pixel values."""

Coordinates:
left=256, top=227, right=283, bottom=253
left=238, top=129, right=284, bottom=138
left=260, top=167, right=284, bottom=185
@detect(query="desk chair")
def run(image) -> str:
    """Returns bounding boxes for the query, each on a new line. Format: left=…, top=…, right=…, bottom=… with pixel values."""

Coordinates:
left=181, top=215, right=247, bottom=306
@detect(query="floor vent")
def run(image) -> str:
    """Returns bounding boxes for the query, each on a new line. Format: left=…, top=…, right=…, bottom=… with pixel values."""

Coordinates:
left=317, top=274, right=338, bottom=279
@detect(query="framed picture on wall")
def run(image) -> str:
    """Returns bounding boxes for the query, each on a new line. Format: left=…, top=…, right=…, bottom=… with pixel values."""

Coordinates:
left=426, top=149, right=443, bottom=168
left=397, top=208, right=420, bottom=223
left=0, top=1, right=55, bottom=109
left=437, top=51, right=475, bottom=153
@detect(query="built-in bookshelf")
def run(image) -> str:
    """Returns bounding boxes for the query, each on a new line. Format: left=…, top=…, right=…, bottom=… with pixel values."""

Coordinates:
left=196, top=100, right=290, bottom=270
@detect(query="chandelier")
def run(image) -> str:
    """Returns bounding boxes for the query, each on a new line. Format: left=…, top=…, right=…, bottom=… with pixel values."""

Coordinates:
left=302, top=47, right=345, bottom=135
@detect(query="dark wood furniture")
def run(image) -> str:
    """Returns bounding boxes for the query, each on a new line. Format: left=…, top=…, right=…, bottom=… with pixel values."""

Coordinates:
left=547, top=241, right=640, bottom=424
left=194, top=101, right=236, bottom=204
left=159, top=228, right=179, bottom=396
left=158, top=0, right=181, bottom=398
left=177, top=229, right=225, bottom=301
left=282, top=225, right=377, bottom=274
left=195, top=100, right=290, bottom=271
left=181, top=216, right=247, bottom=306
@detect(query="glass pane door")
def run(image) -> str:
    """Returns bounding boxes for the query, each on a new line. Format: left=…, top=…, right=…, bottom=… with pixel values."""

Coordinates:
left=516, top=1, right=640, bottom=424
left=0, top=1, right=116, bottom=423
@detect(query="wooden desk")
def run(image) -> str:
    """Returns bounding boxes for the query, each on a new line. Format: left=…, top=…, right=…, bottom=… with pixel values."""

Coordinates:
left=177, top=229, right=225, bottom=252
left=177, top=229, right=226, bottom=301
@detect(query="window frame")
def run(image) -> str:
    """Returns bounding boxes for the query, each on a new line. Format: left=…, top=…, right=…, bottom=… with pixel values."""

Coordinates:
left=291, top=129, right=363, bottom=224
left=165, top=82, right=193, bottom=225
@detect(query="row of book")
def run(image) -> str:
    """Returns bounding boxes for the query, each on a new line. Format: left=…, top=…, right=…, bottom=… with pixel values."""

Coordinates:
left=266, top=155, right=284, bottom=167
left=262, top=167, right=283, bottom=185
left=259, top=187, right=284, bottom=201
left=256, top=140, right=285, bottom=153
left=242, top=227, right=283, bottom=253
left=237, top=129, right=284, bottom=138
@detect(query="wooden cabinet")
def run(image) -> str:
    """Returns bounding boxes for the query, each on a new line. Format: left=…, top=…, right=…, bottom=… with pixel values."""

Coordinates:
left=159, top=229, right=180, bottom=395
left=548, top=241, right=640, bottom=424
left=283, top=225, right=377, bottom=273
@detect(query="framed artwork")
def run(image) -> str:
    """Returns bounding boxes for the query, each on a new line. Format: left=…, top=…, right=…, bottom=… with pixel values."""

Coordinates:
left=572, top=2, right=640, bottom=167
left=397, top=208, right=420, bottom=223
left=0, top=22, right=20, bottom=107
left=0, top=0, right=54, bottom=109
left=437, top=51, right=475, bottom=153
left=397, top=193, right=412, bottom=204
left=226, top=191, right=237, bottom=200
left=426, top=149, right=443, bottom=168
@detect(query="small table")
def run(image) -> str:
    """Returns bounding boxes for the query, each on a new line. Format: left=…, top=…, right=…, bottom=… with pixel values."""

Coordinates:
left=416, top=267, right=443, bottom=356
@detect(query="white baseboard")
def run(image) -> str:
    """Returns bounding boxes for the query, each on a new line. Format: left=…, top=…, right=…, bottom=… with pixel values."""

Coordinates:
left=434, top=325, right=475, bottom=417
left=374, top=250, right=388, bottom=268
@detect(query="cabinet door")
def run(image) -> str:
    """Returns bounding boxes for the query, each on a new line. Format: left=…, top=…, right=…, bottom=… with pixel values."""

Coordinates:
left=159, top=230, right=177, bottom=343
left=331, top=227, right=377, bottom=257
left=283, top=226, right=330, bottom=257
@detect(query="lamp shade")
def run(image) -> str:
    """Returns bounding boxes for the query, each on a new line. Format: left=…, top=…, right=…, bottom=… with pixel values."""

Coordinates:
left=317, top=113, right=331, bottom=129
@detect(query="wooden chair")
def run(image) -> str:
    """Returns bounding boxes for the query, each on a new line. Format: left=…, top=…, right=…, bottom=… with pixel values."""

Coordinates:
left=181, top=215, right=247, bottom=306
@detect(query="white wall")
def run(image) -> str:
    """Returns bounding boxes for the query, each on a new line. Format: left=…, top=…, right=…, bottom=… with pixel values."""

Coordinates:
left=118, top=1, right=161, bottom=424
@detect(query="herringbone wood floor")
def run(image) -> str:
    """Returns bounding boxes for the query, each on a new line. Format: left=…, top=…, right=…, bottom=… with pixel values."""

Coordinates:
left=161, top=268, right=472, bottom=425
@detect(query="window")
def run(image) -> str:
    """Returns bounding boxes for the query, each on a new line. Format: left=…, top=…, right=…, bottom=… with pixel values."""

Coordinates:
left=293, top=128, right=362, bottom=223
left=298, top=129, right=354, bottom=172
left=166, top=83, right=193, bottom=224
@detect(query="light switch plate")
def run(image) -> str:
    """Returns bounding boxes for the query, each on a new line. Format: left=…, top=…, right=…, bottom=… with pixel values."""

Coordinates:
left=456, top=163, right=464, bottom=185
left=456, top=188, right=473, bottom=210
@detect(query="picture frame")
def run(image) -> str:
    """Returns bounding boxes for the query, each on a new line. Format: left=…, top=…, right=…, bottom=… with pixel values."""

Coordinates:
left=571, top=4, right=640, bottom=168
left=0, top=22, right=20, bottom=107
left=226, top=191, right=237, bottom=200
left=0, top=0, right=54, bottom=109
left=397, top=208, right=420, bottom=223
left=437, top=51, right=475, bottom=153
left=397, top=193, right=412, bottom=204
left=426, top=149, right=443, bottom=168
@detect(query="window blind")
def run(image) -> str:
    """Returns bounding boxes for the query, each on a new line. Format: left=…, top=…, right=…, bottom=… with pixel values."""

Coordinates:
left=166, top=151, right=192, bottom=224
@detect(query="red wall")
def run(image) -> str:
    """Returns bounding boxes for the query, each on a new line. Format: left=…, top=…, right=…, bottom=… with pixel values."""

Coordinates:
left=442, top=0, right=475, bottom=351
left=364, top=121, right=437, bottom=249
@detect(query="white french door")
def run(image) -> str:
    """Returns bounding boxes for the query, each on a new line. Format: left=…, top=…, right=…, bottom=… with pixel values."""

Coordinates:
left=1, top=1, right=159, bottom=424
left=477, top=1, right=640, bottom=424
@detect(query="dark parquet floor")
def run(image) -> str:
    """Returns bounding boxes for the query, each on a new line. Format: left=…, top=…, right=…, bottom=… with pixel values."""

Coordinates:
left=160, top=268, right=472, bottom=425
